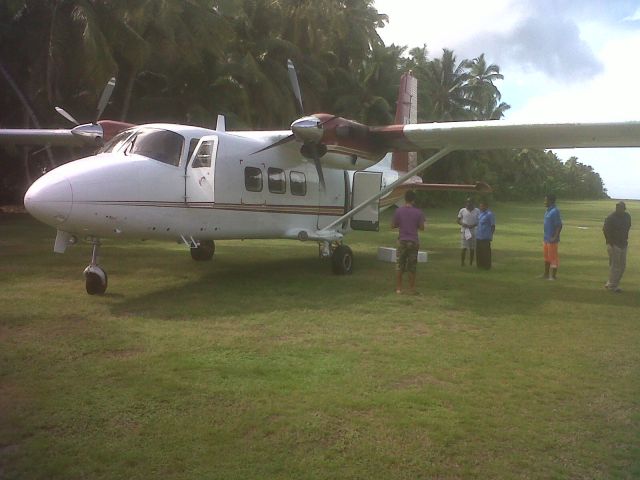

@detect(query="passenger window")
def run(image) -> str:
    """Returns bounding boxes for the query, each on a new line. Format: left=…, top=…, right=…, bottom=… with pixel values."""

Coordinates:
left=268, top=168, right=286, bottom=194
left=245, top=166, right=263, bottom=192
left=192, top=140, right=214, bottom=168
left=290, top=171, right=306, bottom=196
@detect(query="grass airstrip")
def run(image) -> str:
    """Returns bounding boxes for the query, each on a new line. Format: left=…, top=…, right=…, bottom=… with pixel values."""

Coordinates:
left=1, top=200, right=639, bottom=479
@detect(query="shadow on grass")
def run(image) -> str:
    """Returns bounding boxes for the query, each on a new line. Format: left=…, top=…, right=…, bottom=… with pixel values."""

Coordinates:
left=107, top=251, right=381, bottom=319
left=424, top=245, right=639, bottom=316
left=100, top=240, right=638, bottom=322
left=3, top=214, right=637, bottom=322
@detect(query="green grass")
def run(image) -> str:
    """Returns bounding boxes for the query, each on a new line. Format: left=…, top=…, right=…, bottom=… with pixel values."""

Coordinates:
left=1, top=200, right=639, bottom=479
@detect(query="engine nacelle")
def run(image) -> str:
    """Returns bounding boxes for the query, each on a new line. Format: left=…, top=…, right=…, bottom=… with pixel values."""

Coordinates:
left=290, top=113, right=386, bottom=167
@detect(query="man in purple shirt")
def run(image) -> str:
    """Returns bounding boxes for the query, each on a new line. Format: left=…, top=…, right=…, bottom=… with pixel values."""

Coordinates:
left=391, top=190, right=425, bottom=294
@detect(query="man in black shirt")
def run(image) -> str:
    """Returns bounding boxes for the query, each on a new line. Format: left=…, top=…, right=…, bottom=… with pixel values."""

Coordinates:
left=603, top=201, right=631, bottom=293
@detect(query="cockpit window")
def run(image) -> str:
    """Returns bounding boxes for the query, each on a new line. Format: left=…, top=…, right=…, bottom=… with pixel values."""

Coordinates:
left=101, top=129, right=135, bottom=153
left=126, top=129, right=184, bottom=166
left=187, top=138, right=201, bottom=164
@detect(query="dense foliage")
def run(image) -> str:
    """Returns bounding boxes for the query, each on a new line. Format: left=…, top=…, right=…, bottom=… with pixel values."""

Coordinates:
left=0, top=0, right=607, bottom=203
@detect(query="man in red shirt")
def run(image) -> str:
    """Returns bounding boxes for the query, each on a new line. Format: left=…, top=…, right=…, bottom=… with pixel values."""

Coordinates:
left=391, top=190, right=426, bottom=294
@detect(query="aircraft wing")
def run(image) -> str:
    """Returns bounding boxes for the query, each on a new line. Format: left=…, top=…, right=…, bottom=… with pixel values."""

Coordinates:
left=0, top=121, right=133, bottom=147
left=0, top=128, right=92, bottom=147
left=373, top=120, right=640, bottom=151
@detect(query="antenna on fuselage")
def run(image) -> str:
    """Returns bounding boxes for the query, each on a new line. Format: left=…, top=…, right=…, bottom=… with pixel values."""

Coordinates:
left=216, top=115, right=226, bottom=132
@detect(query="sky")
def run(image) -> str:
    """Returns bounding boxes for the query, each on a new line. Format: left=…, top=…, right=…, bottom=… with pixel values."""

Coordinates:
left=374, top=0, right=640, bottom=199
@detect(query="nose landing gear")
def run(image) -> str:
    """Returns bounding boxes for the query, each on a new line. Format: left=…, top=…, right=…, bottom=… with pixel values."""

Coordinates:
left=190, top=239, right=215, bottom=261
left=83, top=240, right=108, bottom=295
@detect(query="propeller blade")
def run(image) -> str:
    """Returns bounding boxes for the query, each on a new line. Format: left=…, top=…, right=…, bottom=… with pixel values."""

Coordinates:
left=313, top=156, right=326, bottom=191
left=296, top=143, right=327, bottom=191
left=251, top=134, right=295, bottom=154
left=55, top=107, right=79, bottom=125
left=287, top=59, right=304, bottom=117
left=95, top=77, right=116, bottom=122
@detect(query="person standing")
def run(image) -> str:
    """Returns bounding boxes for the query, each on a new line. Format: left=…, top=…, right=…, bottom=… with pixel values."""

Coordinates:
left=542, top=194, right=563, bottom=280
left=457, top=197, right=480, bottom=266
left=476, top=200, right=496, bottom=270
left=603, top=201, right=631, bottom=293
left=391, top=190, right=425, bottom=294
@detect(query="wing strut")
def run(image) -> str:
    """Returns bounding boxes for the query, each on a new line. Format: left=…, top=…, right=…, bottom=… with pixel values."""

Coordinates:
left=320, top=147, right=455, bottom=232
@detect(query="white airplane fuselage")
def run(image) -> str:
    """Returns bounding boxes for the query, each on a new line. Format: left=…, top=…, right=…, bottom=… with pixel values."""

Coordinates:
left=24, top=123, right=395, bottom=244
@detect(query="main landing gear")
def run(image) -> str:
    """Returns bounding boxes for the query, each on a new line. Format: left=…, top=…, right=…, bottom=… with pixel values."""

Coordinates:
left=323, top=242, right=353, bottom=275
left=83, top=239, right=108, bottom=295
left=190, top=239, right=215, bottom=261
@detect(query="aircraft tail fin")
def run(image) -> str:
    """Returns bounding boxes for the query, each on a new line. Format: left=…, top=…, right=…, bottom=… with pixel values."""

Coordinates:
left=391, top=72, right=418, bottom=173
left=381, top=72, right=493, bottom=203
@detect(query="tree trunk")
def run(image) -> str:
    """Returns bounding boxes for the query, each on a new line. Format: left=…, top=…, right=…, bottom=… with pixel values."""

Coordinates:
left=0, top=61, right=56, bottom=170
left=46, top=0, right=60, bottom=107
left=119, top=68, right=138, bottom=121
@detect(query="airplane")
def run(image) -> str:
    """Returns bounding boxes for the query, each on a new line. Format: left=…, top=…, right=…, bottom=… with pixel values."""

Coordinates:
left=3, top=62, right=640, bottom=295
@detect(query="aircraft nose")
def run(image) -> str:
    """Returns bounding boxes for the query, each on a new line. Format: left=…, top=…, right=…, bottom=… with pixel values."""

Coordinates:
left=24, top=173, right=73, bottom=225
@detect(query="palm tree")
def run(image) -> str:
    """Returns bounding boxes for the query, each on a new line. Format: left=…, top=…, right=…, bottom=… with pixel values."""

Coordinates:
left=329, top=44, right=404, bottom=124
left=423, top=49, right=473, bottom=121
left=402, top=45, right=435, bottom=123
left=46, top=0, right=118, bottom=111
left=123, top=0, right=229, bottom=124
left=467, top=54, right=508, bottom=119
left=214, top=0, right=303, bottom=127
left=483, top=97, right=511, bottom=120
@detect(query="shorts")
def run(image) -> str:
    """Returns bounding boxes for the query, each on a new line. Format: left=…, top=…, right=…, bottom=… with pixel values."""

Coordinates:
left=543, top=242, right=559, bottom=268
left=460, top=232, right=476, bottom=249
left=396, top=240, right=419, bottom=273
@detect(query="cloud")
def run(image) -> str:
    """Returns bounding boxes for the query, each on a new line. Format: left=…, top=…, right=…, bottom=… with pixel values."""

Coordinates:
left=508, top=31, right=640, bottom=122
left=374, top=0, right=640, bottom=198
left=624, top=6, right=640, bottom=21
left=376, top=0, right=638, bottom=83
left=457, top=15, right=604, bottom=83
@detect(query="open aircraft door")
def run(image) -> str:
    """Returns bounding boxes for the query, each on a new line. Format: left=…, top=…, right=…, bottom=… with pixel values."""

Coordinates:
left=185, top=135, right=218, bottom=204
left=350, top=171, right=383, bottom=231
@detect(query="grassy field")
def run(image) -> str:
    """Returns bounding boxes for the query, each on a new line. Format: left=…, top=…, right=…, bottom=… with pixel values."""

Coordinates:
left=1, top=200, right=639, bottom=479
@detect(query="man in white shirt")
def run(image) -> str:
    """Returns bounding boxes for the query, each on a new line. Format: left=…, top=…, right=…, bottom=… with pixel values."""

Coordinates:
left=457, top=198, right=480, bottom=266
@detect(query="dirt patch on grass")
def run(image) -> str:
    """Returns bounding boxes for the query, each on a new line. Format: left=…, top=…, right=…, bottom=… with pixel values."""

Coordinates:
left=391, top=322, right=433, bottom=337
left=103, top=348, right=145, bottom=359
left=389, top=372, right=451, bottom=390
left=0, top=381, right=31, bottom=418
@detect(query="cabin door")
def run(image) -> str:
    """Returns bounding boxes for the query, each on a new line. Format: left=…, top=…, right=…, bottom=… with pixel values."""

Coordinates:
left=350, top=170, right=382, bottom=231
left=185, top=135, right=218, bottom=204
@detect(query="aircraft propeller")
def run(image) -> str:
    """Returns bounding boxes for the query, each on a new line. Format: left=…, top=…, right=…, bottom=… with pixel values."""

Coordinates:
left=287, top=59, right=304, bottom=117
left=55, top=77, right=116, bottom=126
left=252, top=60, right=333, bottom=189
left=53, top=77, right=117, bottom=145
left=95, top=77, right=116, bottom=122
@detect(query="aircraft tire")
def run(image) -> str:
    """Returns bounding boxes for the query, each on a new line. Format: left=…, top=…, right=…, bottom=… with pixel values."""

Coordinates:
left=85, top=269, right=108, bottom=295
left=191, top=240, right=215, bottom=261
left=331, top=245, right=353, bottom=275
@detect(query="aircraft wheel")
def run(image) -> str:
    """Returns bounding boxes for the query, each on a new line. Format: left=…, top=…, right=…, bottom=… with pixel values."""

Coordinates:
left=191, top=240, right=215, bottom=261
left=331, top=245, right=353, bottom=275
left=84, top=265, right=108, bottom=295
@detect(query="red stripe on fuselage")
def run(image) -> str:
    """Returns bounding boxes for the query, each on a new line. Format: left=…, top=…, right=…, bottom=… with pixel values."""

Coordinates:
left=73, top=200, right=345, bottom=216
